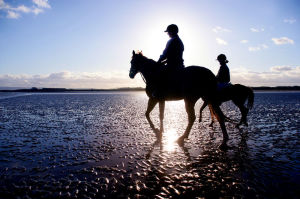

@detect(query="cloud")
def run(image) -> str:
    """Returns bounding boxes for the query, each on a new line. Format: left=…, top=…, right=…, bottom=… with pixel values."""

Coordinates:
left=270, top=65, right=293, bottom=72
left=32, top=7, right=44, bottom=15
left=0, top=0, right=50, bottom=19
left=32, top=0, right=51, bottom=9
left=14, top=5, right=31, bottom=13
left=248, top=46, right=260, bottom=52
left=0, top=71, right=144, bottom=89
left=216, top=38, right=228, bottom=45
left=272, top=37, right=294, bottom=45
left=250, top=27, right=264, bottom=32
left=283, top=18, right=296, bottom=24
left=212, top=26, right=231, bottom=33
left=6, top=10, right=19, bottom=19
left=1, top=67, right=299, bottom=88
left=231, top=66, right=300, bottom=86
left=240, top=40, right=249, bottom=44
left=248, top=44, right=268, bottom=52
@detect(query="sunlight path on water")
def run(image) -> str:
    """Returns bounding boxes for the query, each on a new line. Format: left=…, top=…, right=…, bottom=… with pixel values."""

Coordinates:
left=162, top=128, right=178, bottom=152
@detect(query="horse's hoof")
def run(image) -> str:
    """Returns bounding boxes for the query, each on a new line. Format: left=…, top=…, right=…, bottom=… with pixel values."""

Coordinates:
left=154, top=128, right=160, bottom=135
left=177, top=137, right=185, bottom=146
left=219, top=142, right=229, bottom=151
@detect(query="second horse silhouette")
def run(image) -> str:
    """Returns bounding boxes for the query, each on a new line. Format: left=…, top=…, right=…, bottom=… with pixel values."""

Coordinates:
left=199, top=84, right=254, bottom=128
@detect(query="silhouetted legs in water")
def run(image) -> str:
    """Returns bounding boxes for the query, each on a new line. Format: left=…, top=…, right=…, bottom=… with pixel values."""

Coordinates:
left=199, top=101, right=249, bottom=128
left=145, top=98, right=165, bottom=139
left=177, top=99, right=197, bottom=143
left=145, top=96, right=229, bottom=149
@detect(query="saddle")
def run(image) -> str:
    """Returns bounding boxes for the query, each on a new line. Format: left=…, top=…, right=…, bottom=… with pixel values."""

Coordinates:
left=152, top=67, right=184, bottom=99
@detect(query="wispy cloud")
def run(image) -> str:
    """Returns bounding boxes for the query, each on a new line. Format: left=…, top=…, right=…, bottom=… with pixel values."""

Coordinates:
left=1, top=67, right=298, bottom=88
left=216, top=37, right=228, bottom=45
left=240, top=40, right=249, bottom=44
left=283, top=18, right=296, bottom=24
left=250, top=27, right=264, bottom=32
left=0, top=0, right=50, bottom=19
left=32, top=0, right=51, bottom=9
left=231, top=66, right=300, bottom=86
left=248, top=44, right=268, bottom=52
left=0, top=71, right=144, bottom=89
left=212, top=26, right=231, bottom=33
left=6, top=10, right=20, bottom=19
left=248, top=46, right=260, bottom=52
left=271, top=37, right=294, bottom=45
left=270, top=65, right=293, bottom=72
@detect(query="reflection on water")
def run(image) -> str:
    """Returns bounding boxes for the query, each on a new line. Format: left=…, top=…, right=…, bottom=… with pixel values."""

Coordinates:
left=162, top=128, right=178, bottom=152
left=0, top=92, right=299, bottom=198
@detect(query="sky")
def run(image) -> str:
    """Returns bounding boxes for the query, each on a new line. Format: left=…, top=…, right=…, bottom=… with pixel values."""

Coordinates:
left=0, top=0, right=300, bottom=88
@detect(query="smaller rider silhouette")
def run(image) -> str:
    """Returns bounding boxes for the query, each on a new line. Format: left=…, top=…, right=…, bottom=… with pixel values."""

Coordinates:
left=216, top=54, right=231, bottom=91
left=153, top=24, right=184, bottom=99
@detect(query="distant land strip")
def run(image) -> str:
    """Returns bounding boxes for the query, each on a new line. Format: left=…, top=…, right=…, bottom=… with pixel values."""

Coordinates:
left=0, top=86, right=300, bottom=92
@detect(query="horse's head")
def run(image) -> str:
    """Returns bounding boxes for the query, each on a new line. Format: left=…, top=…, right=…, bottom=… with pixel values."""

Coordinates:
left=129, top=50, right=146, bottom=79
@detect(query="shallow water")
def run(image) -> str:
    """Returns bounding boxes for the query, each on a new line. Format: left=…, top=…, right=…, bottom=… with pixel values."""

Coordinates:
left=0, top=91, right=299, bottom=198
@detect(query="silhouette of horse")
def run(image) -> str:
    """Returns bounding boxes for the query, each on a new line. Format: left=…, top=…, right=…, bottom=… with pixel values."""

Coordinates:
left=129, top=51, right=229, bottom=147
left=199, top=84, right=254, bottom=128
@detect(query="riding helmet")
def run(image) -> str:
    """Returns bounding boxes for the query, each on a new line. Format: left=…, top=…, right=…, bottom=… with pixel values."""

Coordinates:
left=165, top=24, right=179, bottom=34
left=217, top=54, right=227, bottom=62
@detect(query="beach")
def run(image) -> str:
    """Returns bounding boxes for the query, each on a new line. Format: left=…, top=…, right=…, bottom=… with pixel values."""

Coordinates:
left=0, top=91, right=299, bottom=198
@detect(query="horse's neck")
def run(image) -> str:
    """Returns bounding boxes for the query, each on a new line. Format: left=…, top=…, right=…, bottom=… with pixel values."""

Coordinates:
left=140, top=60, right=159, bottom=85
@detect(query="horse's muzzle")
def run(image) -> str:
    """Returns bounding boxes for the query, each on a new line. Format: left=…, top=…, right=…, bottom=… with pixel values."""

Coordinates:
left=129, top=70, right=136, bottom=79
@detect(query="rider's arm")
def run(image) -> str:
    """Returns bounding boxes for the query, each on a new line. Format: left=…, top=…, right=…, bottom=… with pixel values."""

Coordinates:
left=158, top=39, right=172, bottom=63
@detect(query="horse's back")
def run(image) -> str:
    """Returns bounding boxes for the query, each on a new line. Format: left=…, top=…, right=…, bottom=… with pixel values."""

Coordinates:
left=181, top=66, right=217, bottom=98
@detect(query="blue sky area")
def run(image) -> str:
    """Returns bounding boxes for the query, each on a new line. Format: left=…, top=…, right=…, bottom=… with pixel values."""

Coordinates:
left=0, top=0, right=299, bottom=88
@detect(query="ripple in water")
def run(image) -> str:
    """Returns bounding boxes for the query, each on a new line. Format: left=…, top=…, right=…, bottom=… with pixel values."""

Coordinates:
left=0, top=91, right=299, bottom=198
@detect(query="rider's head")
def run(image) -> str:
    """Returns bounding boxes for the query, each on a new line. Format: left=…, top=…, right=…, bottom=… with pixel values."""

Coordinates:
left=165, top=24, right=178, bottom=38
left=217, top=54, right=229, bottom=64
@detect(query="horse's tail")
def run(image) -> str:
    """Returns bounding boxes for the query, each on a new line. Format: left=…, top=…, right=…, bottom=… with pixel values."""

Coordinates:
left=246, top=87, right=254, bottom=109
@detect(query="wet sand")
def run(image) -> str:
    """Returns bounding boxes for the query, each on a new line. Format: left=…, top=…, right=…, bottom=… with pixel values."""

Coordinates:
left=0, top=92, right=299, bottom=198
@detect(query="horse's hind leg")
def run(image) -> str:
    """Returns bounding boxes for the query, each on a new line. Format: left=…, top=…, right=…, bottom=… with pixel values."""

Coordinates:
left=199, top=101, right=208, bottom=123
left=178, top=99, right=196, bottom=144
left=236, top=104, right=249, bottom=128
left=208, top=104, right=215, bottom=127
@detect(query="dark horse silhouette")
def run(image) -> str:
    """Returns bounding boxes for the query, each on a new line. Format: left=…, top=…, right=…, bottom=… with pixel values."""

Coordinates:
left=199, top=84, right=254, bottom=128
left=129, top=51, right=229, bottom=147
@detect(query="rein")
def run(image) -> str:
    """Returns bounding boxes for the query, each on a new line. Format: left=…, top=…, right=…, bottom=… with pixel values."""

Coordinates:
left=140, top=73, right=147, bottom=84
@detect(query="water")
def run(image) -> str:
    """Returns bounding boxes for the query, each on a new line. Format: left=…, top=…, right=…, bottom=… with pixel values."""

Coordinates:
left=0, top=91, right=299, bottom=198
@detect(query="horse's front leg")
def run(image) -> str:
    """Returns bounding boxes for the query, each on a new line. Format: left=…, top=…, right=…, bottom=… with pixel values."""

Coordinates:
left=177, top=99, right=196, bottom=145
left=158, top=101, right=165, bottom=139
left=199, top=101, right=207, bottom=123
left=145, top=98, right=159, bottom=136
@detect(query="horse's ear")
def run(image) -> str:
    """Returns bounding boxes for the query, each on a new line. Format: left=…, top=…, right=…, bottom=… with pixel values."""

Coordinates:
left=132, top=50, right=135, bottom=55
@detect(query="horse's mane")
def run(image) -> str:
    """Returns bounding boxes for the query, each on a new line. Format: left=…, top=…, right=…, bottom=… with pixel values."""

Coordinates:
left=136, top=52, right=158, bottom=67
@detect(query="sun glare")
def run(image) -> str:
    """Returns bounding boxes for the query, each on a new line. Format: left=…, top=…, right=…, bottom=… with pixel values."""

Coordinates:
left=163, top=128, right=178, bottom=152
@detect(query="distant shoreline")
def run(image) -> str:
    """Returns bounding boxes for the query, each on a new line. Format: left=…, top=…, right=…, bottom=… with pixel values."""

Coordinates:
left=0, top=86, right=300, bottom=93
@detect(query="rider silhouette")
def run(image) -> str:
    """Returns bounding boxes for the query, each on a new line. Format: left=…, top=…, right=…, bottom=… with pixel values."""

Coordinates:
left=216, top=54, right=231, bottom=90
left=153, top=24, right=184, bottom=99
left=158, top=24, right=184, bottom=70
